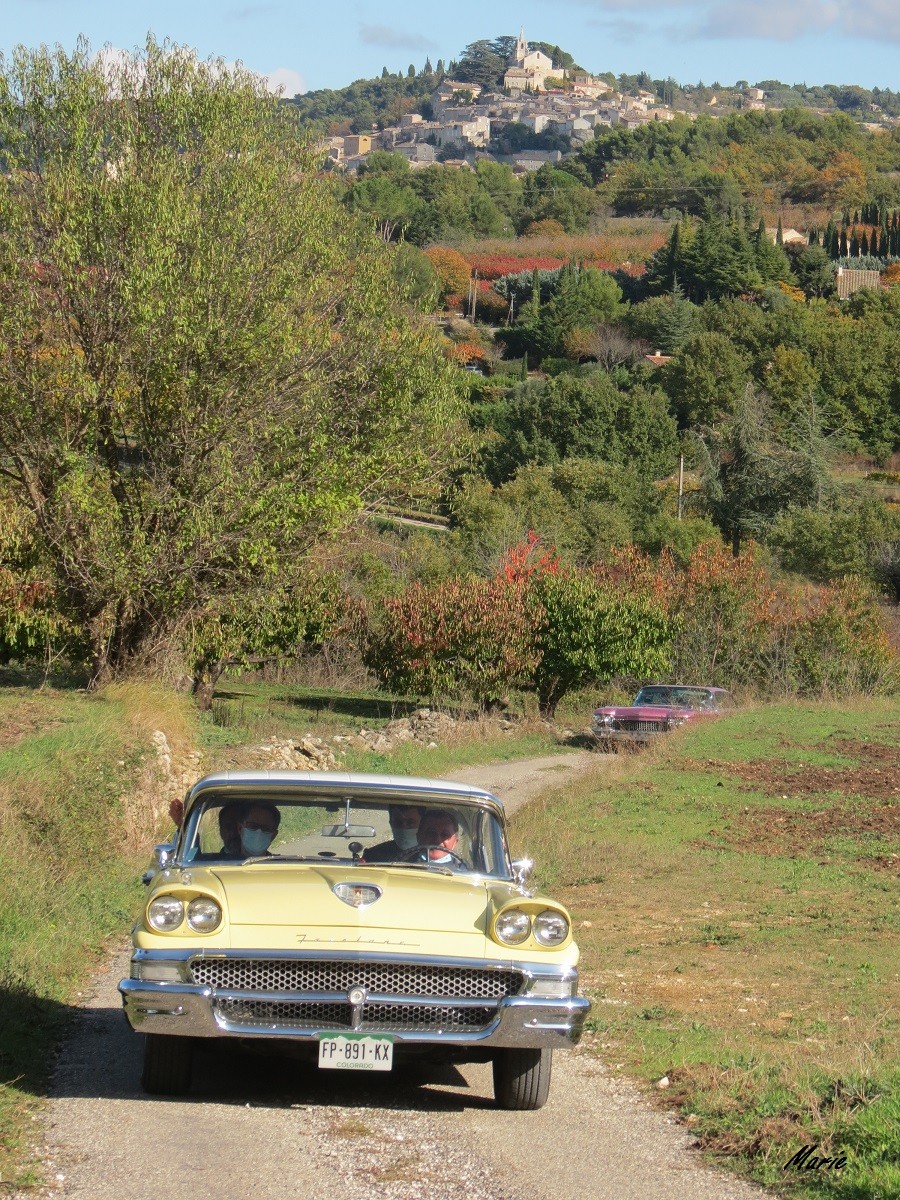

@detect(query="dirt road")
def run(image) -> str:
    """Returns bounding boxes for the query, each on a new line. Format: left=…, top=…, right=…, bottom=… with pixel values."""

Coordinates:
left=21, top=753, right=768, bottom=1200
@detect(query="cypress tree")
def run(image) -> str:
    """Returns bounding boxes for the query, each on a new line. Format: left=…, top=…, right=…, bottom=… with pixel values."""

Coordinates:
left=860, top=231, right=869, bottom=256
left=775, top=216, right=783, bottom=246
left=849, top=229, right=859, bottom=257
left=870, top=227, right=878, bottom=256
left=840, top=229, right=849, bottom=257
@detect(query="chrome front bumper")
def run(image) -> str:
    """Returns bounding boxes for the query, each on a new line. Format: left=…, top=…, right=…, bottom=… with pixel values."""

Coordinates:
left=119, top=950, right=590, bottom=1050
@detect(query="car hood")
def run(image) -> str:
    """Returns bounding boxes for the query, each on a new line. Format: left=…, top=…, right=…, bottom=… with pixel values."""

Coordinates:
left=210, top=861, right=515, bottom=937
left=593, top=704, right=695, bottom=719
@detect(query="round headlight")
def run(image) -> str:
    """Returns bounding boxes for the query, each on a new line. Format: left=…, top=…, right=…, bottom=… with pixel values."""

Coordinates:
left=495, top=909, right=531, bottom=945
left=533, top=909, right=569, bottom=946
left=147, top=896, right=184, bottom=932
left=187, top=897, right=222, bottom=932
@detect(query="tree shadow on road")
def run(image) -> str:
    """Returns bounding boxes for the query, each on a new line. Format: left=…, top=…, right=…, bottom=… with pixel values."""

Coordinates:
left=34, top=996, right=495, bottom=1112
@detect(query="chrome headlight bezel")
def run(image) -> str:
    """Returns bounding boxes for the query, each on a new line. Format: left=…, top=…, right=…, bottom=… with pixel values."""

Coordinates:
left=494, top=908, right=532, bottom=945
left=532, top=908, right=570, bottom=946
left=186, top=896, right=222, bottom=933
left=147, top=895, right=185, bottom=932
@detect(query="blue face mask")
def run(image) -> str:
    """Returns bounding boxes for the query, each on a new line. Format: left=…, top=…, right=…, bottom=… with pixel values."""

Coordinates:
left=241, top=827, right=275, bottom=856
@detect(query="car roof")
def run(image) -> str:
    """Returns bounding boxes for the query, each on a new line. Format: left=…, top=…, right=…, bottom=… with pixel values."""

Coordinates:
left=183, top=770, right=505, bottom=820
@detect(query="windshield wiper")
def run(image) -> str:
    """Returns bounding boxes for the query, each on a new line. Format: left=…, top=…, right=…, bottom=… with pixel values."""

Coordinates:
left=369, top=861, right=455, bottom=876
left=238, top=855, right=324, bottom=865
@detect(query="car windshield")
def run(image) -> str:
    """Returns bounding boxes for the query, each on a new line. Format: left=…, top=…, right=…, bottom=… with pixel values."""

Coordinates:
left=178, top=794, right=511, bottom=878
left=634, top=686, right=714, bottom=709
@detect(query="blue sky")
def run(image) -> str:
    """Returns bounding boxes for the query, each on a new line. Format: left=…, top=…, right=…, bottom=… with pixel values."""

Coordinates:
left=4, top=0, right=899, bottom=94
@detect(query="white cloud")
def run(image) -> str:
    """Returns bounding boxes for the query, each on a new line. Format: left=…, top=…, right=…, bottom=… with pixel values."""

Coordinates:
left=359, top=24, right=435, bottom=51
left=571, top=0, right=900, bottom=41
left=262, top=66, right=305, bottom=95
left=699, top=0, right=840, bottom=41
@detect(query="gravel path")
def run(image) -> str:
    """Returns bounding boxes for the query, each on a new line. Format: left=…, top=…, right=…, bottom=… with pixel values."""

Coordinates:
left=18, top=753, right=770, bottom=1200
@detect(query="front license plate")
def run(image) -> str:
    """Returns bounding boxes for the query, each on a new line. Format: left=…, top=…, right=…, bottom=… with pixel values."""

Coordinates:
left=318, top=1033, right=394, bottom=1071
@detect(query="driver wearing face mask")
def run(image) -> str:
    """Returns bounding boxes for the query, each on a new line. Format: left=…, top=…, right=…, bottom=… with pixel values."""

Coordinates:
left=238, top=803, right=281, bottom=857
left=363, top=805, right=423, bottom=862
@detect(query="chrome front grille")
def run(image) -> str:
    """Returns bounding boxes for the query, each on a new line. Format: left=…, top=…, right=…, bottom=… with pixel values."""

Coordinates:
left=190, top=958, right=524, bottom=1000
left=617, top=719, right=664, bottom=733
left=215, top=997, right=496, bottom=1032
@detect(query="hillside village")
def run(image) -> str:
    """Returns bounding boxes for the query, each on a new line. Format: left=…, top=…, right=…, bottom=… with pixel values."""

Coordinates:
left=323, top=28, right=899, bottom=174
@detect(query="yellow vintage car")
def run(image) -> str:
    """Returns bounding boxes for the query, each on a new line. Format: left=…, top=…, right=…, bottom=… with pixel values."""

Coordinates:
left=119, top=770, right=590, bottom=1110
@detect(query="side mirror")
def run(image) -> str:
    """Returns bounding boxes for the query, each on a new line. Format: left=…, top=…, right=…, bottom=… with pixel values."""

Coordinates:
left=511, top=858, right=534, bottom=888
left=142, top=843, right=176, bottom=886
left=154, top=843, right=175, bottom=869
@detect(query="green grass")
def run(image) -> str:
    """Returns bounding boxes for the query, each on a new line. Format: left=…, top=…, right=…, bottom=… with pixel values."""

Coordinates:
left=199, top=675, right=574, bottom=773
left=511, top=698, right=900, bottom=1199
left=0, top=681, right=195, bottom=1190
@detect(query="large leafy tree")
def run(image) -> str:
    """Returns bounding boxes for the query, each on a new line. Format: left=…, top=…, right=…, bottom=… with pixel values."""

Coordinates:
left=0, top=40, right=464, bottom=681
left=472, top=372, right=677, bottom=485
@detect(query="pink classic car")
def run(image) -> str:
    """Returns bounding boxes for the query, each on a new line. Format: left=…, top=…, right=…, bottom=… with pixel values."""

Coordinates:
left=592, top=685, right=735, bottom=745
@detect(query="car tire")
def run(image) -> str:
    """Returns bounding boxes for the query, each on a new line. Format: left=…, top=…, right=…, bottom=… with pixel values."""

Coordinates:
left=141, top=1034, right=193, bottom=1095
left=492, top=1047, right=552, bottom=1110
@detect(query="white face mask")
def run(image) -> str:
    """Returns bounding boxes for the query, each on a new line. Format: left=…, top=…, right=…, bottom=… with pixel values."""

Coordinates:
left=393, top=827, right=418, bottom=851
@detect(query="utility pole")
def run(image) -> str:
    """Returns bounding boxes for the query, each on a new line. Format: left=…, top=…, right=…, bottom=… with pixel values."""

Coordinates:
left=677, top=454, right=684, bottom=521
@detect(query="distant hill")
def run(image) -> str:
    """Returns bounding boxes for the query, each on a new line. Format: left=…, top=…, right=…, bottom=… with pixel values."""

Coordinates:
left=289, top=37, right=900, bottom=135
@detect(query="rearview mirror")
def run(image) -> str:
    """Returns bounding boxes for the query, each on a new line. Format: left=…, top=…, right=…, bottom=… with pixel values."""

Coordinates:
left=321, top=824, right=376, bottom=839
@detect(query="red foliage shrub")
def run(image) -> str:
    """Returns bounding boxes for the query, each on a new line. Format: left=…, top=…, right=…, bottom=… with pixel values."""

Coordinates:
left=464, top=254, right=566, bottom=280
left=364, top=576, right=539, bottom=706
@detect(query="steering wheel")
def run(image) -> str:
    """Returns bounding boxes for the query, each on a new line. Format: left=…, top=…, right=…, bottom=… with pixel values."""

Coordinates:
left=400, top=843, right=468, bottom=869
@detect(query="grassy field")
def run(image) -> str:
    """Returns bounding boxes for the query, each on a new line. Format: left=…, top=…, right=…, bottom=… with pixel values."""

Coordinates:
left=197, top=675, right=579, bottom=775
left=510, top=700, right=900, bottom=1200
left=0, top=679, right=196, bottom=1191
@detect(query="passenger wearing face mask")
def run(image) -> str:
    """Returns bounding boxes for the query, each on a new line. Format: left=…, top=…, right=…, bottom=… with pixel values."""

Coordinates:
left=238, top=803, right=281, bottom=858
left=363, top=805, right=423, bottom=862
